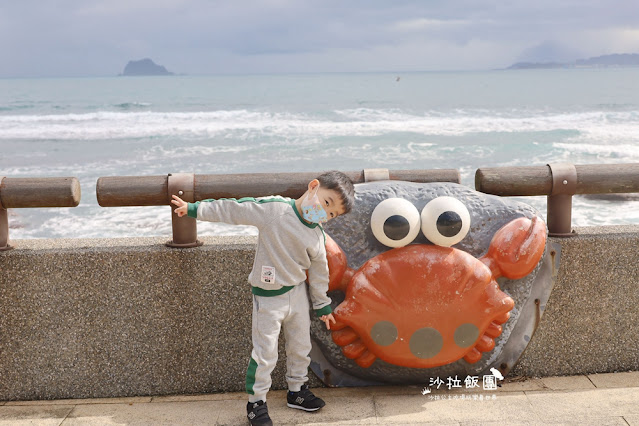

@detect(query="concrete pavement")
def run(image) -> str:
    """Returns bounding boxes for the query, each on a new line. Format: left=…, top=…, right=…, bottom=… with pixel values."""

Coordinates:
left=1, top=371, right=638, bottom=425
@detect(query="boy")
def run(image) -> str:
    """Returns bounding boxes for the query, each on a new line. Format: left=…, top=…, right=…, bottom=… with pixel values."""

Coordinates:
left=171, top=171, right=355, bottom=426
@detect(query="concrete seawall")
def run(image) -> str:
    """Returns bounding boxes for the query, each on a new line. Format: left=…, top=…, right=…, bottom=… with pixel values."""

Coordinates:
left=1, top=226, right=638, bottom=401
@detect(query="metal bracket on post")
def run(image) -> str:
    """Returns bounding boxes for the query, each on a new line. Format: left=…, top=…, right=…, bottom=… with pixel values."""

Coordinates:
left=547, top=163, right=577, bottom=237
left=166, top=173, right=203, bottom=248
left=0, top=176, right=12, bottom=251
left=363, top=168, right=390, bottom=182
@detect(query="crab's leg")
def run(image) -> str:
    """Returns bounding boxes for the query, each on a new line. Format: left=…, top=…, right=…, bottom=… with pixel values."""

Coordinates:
left=332, top=327, right=358, bottom=346
left=484, top=322, right=503, bottom=338
left=331, top=326, right=378, bottom=368
left=493, top=312, right=511, bottom=325
left=331, top=315, right=350, bottom=331
left=343, top=340, right=367, bottom=359
left=355, top=350, right=377, bottom=368
left=463, top=320, right=507, bottom=364
left=474, top=335, right=495, bottom=352
left=464, top=348, right=483, bottom=364
left=463, top=334, right=497, bottom=364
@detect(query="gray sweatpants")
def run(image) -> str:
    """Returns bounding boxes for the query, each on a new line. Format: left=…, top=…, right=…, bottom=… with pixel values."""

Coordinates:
left=245, top=283, right=312, bottom=403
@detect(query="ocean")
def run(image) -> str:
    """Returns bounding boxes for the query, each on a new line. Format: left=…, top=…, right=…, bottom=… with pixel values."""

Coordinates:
left=2, top=68, right=639, bottom=239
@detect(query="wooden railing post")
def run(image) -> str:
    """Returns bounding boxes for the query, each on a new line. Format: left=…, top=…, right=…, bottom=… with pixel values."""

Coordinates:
left=0, top=177, right=10, bottom=251
left=547, top=163, right=577, bottom=237
left=166, top=173, right=202, bottom=248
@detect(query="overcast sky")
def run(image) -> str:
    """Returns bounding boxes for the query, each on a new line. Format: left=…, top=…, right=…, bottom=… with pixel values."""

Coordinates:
left=1, top=0, right=638, bottom=78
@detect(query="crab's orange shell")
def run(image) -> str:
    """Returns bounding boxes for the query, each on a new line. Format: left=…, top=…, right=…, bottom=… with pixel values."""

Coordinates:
left=332, top=245, right=513, bottom=368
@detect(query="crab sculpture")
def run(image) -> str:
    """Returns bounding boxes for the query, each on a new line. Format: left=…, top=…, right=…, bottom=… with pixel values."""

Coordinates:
left=326, top=216, right=545, bottom=369
left=310, top=181, right=558, bottom=385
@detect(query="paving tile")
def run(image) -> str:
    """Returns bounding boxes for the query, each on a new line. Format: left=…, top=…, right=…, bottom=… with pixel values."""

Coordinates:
left=367, top=385, right=425, bottom=396
left=624, top=415, right=639, bottom=426
left=0, top=404, right=74, bottom=426
left=588, top=371, right=639, bottom=389
left=461, top=422, right=560, bottom=426
left=493, top=378, right=546, bottom=392
left=526, top=387, right=639, bottom=422
left=530, top=416, right=628, bottom=425
left=61, top=401, right=224, bottom=426
left=607, top=387, right=639, bottom=415
left=276, top=424, right=387, bottom=426
left=428, top=377, right=546, bottom=395
left=374, top=391, right=540, bottom=424
left=215, top=396, right=376, bottom=426
left=540, top=375, right=596, bottom=391
left=6, top=396, right=152, bottom=406
left=266, top=395, right=377, bottom=425
left=151, top=391, right=246, bottom=403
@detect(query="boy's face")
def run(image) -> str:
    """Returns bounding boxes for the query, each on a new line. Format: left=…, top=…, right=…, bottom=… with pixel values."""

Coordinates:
left=308, top=180, right=346, bottom=221
left=317, top=187, right=346, bottom=221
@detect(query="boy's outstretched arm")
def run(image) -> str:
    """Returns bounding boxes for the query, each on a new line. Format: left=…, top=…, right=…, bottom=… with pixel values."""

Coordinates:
left=171, top=195, right=188, bottom=217
left=170, top=194, right=270, bottom=228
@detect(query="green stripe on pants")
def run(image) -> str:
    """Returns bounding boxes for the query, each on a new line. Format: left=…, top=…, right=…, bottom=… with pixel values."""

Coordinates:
left=245, top=357, right=258, bottom=395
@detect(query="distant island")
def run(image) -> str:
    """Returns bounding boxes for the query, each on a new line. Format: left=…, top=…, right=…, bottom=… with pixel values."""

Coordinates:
left=507, top=53, right=639, bottom=70
left=120, top=58, right=174, bottom=76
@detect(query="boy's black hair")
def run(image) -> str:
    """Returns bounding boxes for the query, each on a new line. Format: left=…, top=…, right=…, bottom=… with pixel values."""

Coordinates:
left=317, top=170, right=356, bottom=214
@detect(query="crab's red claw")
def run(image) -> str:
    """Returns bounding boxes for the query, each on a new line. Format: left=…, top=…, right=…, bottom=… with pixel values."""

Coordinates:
left=463, top=333, right=497, bottom=364
left=326, top=234, right=354, bottom=292
left=482, top=216, right=547, bottom=280
left=332, top=327, right=358, bottom=345
left=330, top=314, right=349, bottom=331
left=343, top=340, right=367, bottom=359
left=355, top=350, right=377, bottom=368
left=484, top=322, right=503, bottom=338
left=332, top=326, right=379, bottom=367
left=463, top=348, right=482, bottom=363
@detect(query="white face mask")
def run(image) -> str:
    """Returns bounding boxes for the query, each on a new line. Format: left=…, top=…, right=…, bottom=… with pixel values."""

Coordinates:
left=301, top=186, right=328, bottom=224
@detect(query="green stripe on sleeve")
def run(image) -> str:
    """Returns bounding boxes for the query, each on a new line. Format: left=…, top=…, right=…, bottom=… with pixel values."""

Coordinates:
left=314, top=305, right=333, bottom=317
left=187, top=202, right=199, bottom=218
left=187, top=197, right=288, bottom=219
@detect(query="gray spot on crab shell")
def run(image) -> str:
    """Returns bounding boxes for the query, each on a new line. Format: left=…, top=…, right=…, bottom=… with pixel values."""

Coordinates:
left=455, top=323, right=480, bottom=348
left=371, top=321, right=398, bottom=346
left=410, top=327, right=444, bottom=359
left=310, top=181, right=547, bottom=385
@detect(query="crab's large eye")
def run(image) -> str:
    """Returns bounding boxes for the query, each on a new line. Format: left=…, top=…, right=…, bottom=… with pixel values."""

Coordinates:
left=421, top=197, right=470, bottom=247
left=371, top=198, right=421, bottom=248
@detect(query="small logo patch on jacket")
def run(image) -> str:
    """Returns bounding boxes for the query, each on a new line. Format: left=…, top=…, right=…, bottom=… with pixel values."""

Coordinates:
left=261, top=266, right=276, bottom=284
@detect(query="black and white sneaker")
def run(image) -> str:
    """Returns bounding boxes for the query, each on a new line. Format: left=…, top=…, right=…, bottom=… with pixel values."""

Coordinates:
left=286, top=384, right=326, bottom=412
left=246, top=400, right=273, bottom=426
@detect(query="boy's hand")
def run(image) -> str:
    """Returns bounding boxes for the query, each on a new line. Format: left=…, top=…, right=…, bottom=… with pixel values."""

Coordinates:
left=320, top=313, right=336, bottom=330
left=171, top=194, right=188, bottom=217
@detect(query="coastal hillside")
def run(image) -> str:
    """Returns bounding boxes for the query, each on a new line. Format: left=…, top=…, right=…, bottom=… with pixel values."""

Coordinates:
left=508, top=53, right=639, bottom=70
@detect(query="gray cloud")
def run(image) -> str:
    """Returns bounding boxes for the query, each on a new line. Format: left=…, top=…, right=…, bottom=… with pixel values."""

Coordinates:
left=1, top=0, right=638, bottom=77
